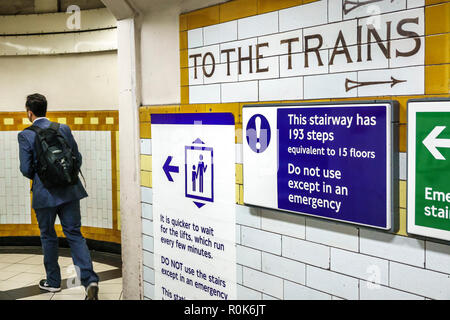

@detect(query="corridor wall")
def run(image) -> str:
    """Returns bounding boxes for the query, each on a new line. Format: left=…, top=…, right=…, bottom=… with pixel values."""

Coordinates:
left=139, top=0, right=450, bottom=300
left=0, top=111, right=121, bottom=243
left=0, top=8, right=121, bottom=244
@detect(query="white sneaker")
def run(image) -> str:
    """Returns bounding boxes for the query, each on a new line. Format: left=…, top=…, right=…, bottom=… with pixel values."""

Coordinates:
left=39, top=279, right=61, bottom=293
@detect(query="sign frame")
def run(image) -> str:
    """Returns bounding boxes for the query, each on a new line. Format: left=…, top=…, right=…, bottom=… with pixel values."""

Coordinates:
left=242, top=100, right=399, bottom=231
left=150, top=112, right=237, bottom=300
left=407, top=98, right=450, bottom=242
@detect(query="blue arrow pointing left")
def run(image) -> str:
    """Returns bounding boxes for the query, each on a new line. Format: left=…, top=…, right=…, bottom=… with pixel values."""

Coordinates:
left=163, top=156, right=179, bottom=182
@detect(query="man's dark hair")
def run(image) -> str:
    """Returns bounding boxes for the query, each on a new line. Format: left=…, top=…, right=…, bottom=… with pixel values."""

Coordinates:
left=26, top=93, right=47, bottom=117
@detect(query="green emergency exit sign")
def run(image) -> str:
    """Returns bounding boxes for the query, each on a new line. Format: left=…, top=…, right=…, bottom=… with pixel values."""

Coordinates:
left=408, top=99, right=450, bottom=241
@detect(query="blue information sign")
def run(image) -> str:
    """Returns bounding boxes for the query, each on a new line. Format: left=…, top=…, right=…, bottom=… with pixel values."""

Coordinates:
left=243, top=102, right=398, bottom=230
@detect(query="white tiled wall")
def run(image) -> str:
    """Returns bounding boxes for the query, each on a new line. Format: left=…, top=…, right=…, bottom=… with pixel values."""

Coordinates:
left=141, top=0, right=446, bottom=300
left=189, top=84, right=221, bottom=104
left=259, top=77, right=303, bottom=101
left=141, top=182, right=154, bottom=298
left=75, top=131, right=113, bottom=229
left=204, top=21, right=238, bottom=46
left=389, top=262, right=450, bottom=300
left=0, top=130, right=114, bottom=228
left=279, top=0, right=328, bottom=32
left=54, top=131, right=113, bottom=229
left=243, top=266, right=284, bottom=299
left=343, top=0, right=408, bottom=19
left=238, top=12, right=279, bottom=40
left=282, top=235, right=330, bottom=269
left=141, top=137, right=450, bottom=300
left=360, top=228, right=425, bottom=267
left=0, top=131, right=32, bottom=224
left=187, top=0, right=425, bottom=103
left=306, top=265, right=360, bottom=300
left=221, top=81, right=259, bottom=103
left=284, top=279, right=332, bottom=300
left=142, top=199, right=450, bottom=300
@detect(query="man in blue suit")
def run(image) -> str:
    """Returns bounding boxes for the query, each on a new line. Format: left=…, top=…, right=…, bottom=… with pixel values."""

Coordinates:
left=18, top=93, right=99, bottom=300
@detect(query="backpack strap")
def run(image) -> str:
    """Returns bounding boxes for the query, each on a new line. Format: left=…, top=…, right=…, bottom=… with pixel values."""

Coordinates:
left=25, top=125, right=43, bottom=135
left=24, top=125, right=44, bottom=174
left=25, top=122, right=60, bottom=134
left=49, top=122, right=60, bottom=132
left=79, top=168, right=87, bottom=188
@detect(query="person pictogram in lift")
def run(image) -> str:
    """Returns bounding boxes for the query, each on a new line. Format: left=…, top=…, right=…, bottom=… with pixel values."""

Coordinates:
left=192, top=165, right=197, bottom=192
left=196, top=155, right=207, bottom=193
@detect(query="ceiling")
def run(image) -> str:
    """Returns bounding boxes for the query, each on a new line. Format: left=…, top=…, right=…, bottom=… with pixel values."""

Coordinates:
left=129, top=0, right=228, bottom=15
left=0, top=0, right=105, bottom=15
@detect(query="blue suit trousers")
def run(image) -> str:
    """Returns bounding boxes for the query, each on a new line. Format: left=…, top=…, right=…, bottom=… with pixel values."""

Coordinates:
left=35, top=200, right=99, bottom=288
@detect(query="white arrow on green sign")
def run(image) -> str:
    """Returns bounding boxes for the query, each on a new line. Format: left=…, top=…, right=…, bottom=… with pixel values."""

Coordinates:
left=408, top=99, right=450, bottom=242
left=423, top=126, right=450, bottom=161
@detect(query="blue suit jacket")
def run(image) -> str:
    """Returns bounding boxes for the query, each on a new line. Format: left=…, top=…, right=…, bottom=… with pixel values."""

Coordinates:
left=18, top=118, right=88, bottom=209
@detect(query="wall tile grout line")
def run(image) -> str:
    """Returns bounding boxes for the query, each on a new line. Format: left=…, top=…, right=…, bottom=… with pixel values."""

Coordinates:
left=142, top=248, right=154, bottom=255
left=143, top=279, right=155, bottom=286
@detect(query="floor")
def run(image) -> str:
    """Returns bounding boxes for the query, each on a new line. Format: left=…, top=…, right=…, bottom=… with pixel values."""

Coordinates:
left=0, top=247, right=122, bottom=300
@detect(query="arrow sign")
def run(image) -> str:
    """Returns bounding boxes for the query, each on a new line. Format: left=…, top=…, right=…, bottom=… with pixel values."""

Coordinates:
left=423, top=126, right=450, bottom=160
left=343, top=0, right=395, bottom=15
left=163, top=156, right=179, bottom=181
left=345, top=76, right=406, bottom=92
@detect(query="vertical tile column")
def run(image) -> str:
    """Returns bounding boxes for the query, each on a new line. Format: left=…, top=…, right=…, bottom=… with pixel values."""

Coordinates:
left=0, top=131, right=31, bottom=224
left=140, top=111, right=154, bottom=299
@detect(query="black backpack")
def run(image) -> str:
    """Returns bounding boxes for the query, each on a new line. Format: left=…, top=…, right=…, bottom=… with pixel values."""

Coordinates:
left=26, top=122, right=82, bottom=189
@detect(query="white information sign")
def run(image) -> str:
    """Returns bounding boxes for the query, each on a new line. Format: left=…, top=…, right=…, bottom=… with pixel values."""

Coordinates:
left=242, top=102, right=397, bottom=229
left=151, top=113, right=236, bottom=300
